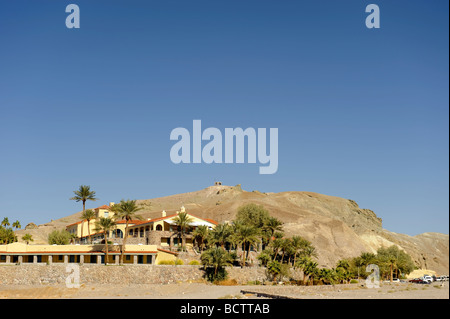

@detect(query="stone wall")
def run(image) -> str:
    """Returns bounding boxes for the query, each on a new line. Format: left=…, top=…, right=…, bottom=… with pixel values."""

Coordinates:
left=0, top=264, right=274, bottom=286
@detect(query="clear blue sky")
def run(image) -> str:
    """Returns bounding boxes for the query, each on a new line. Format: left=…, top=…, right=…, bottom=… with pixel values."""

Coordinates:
left=0, top=1, right=448, bottom=236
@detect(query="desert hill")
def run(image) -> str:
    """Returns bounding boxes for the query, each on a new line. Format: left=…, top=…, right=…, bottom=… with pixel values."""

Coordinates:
left=15, top=184, right=449, bottom=274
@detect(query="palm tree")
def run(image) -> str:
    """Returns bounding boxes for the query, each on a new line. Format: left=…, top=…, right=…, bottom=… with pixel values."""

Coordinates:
left=262, top=216, right=283, bottom=245
left=360, top=252, right=376, bottom=268
left=319, top=268, right=338, bottom=285
left=81, top=209, right=96, bottom=244
left=353, top=256, right=364, bottom=279
left=233, top=223, right=260, bottom=266
left=1, top=217, right=10, bottom=228
left=12, top=220, right=21, bottom=230
left=200, top=247, right=233, bottom=281
left=279, top=238, right=292, bottom=263
left=336, top=259, right=351, bottom=283
left=296, top=256, right=316, bottom=285
left=173, top=212, right=193, bottom=252
left=306, top=261, right=319, bottom=285
left=22, top=233, right=33, bottom=244
left=94, top=217, right=116, bottom=265
left=209, top=223, right=232, bottom=249
left=192, top=225, right=209, bottom=252
left=112, top=200, right=143, bottom=264
left=70, top=185, right=98, bottom=242
left=270, top=237, right=284, bottom=262
left=291, top=236, right=305, bottom=267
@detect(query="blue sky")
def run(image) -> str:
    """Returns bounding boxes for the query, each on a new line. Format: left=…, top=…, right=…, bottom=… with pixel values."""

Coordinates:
left=0, top=1, right=448, bottom=236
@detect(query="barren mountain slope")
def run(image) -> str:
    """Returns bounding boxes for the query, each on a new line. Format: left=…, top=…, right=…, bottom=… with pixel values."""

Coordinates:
left=15, top=184, right=449, bottom=274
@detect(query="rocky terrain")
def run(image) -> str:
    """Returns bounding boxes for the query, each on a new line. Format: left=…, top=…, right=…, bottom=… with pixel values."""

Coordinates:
left=14, top=184, right=449, bottom=274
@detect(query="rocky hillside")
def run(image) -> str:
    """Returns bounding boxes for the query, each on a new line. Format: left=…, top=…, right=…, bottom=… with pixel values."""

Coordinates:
left=15, top=184, right=449, bottom=274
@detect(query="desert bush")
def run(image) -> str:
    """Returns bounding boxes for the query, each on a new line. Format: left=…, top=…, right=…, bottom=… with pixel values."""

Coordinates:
left=48, top=229, right=71, bottom=245
left=175, top=259, right=184, bottom=265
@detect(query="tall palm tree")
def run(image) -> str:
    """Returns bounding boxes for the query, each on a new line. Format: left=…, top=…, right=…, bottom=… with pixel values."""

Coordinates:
left=280, top=238, right=297, bottom=264
left=112, top=200, right=143, bottom=264
left=94, top=217, right=116, bottom=265
left=70, top=185, right=98, bottom=242
left=299, top=239, right=317, bottom=260
left=12, top=220, right=21, bottom=230
left=291, top=236, right=305, bottom=267
left=233, top=223, right=260, bottom=266
left=1, top=217, right=10, bottom=228
left=270, top=237, right=284, bottom=262
left=353, top=256, right=364, bottom=279
left=192, top=225, right=209, bottom=252
left=81, top=209, right=96, bottom=244
left=173, top=212, right=193, bottom=252
left=262, top=216, right=283, bottom=245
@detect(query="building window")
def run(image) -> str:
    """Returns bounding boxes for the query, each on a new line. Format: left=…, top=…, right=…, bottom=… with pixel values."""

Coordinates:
left=104, top=212, right=109, bottom=218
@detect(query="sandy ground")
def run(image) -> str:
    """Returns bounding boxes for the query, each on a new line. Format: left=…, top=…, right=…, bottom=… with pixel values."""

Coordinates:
left=0, top=281, right=448, bottom=299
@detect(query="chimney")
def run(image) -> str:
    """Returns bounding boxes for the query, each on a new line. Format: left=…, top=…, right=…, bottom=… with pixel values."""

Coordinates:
left=180, top=206, right=185, bottom=213
left=162, top=210, right=166, bottom=217
left=109, top=202, right=115, bottom=207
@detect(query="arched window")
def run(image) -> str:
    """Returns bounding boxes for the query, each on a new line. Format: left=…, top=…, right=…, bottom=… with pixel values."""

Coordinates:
left=156, top=224, right=163, bottom=231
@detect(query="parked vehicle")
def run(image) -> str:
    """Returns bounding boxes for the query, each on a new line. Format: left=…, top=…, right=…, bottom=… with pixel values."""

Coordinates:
left=422, top=275, right=433, bottom=283
left=384, top=278, right=400, bottom=283
left=409, top=278, right=430, bottom=284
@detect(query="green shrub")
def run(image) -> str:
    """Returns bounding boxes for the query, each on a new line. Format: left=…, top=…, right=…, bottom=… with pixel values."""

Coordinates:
left=350, top=279, right=359, bottom=284
left=48, top=229, right=71, bottom=245
left=189, top=260, right=200, bottom=265
left=175, top=259, right=184, bottom=265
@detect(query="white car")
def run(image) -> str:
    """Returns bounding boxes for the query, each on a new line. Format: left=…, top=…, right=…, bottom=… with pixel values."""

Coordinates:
left=421, top=275, right=433, bottom=283
left=384, top=278, right=400, bottom=283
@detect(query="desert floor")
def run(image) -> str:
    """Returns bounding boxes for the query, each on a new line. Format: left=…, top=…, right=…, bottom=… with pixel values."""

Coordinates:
left=0, top=281, right=448, bottom=299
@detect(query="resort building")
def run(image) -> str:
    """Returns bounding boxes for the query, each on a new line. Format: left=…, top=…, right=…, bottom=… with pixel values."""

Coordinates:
left=0, top=242, right=177, bottom=265
left=124, top=206, right=218, bottom=250
left=1, top=204, right=219, bottom=266
left=66, top=203, right=123, bottom=244
left=67, top=204, right=218, bottom=251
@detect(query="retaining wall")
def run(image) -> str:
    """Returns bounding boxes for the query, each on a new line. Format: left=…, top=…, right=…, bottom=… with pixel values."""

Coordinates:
left=0, top=264, right=272, bottom=286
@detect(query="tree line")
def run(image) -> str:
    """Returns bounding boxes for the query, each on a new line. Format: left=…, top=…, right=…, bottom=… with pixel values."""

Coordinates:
left=197, top=203, right=416, bottom=284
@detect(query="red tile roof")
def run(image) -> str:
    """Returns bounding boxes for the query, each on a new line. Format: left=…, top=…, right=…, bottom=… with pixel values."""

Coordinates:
left=128, top=212, right=218, bottom=228
left=95, top=205, right=110, bottom=210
